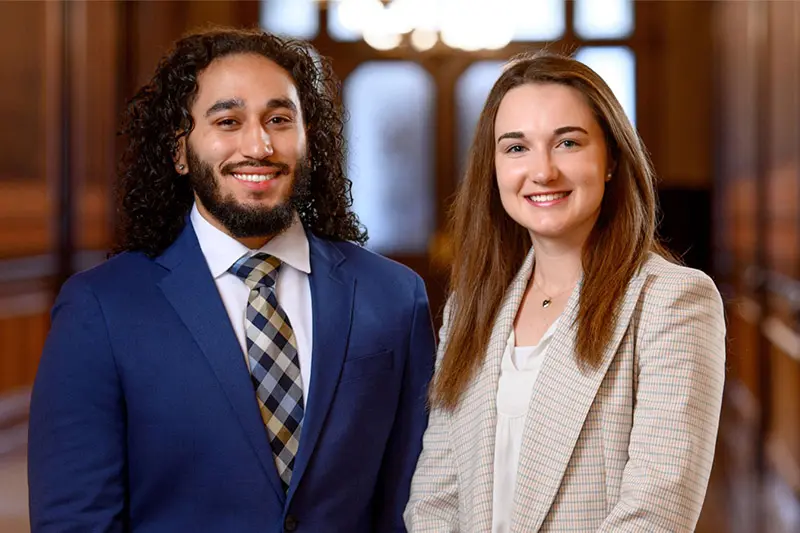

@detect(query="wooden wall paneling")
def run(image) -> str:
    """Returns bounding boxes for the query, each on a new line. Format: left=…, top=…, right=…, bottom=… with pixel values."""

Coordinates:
left=751, top=0, right=771, bottom=487
left=718, top=0, right=761, bottom=398
left=125, top=0, right=261, bottom=98
left=71, top=1, right=120, bottom=256
left=766, top=339, right=800, bottom=493
left=715, top=0, right=800, bottom=525
left=656, top=0, right=713, bottom=190
left=0, top=312, right=49, bottom=394
left=712, top=1, right=769, bottom=531
left=788, top=2, right=800, bottom=294
left=632, top=1, right=663, bottom=182
left=0, top=0, right=65, bottom=398
left=763, top=0, right=800, bottom=519
left=0, top=0, right=56, bottom=259
left=766, top=0, right=800, bottom=279
left=126, top=1, right=187, bottom=93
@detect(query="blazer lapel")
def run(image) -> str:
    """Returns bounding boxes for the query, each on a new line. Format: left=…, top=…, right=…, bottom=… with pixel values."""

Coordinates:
left=511, top=267, right=647, bottom=532
left=465, top=248, right=536, bottom=532
left=156, top=222, right=286, bottom=503
left=286, top=233, right=355, bottom=501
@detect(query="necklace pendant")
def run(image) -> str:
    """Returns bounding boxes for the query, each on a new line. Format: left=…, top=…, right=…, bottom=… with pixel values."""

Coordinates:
left=542, top=299, right=552, bottom=308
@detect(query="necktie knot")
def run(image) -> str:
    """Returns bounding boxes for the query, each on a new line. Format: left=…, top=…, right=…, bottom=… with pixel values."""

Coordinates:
left=229, top=253, right=282, bottom=291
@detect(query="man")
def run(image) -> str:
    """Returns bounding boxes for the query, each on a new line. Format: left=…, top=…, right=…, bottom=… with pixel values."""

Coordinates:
left=28, top=28, right=436, bottom=533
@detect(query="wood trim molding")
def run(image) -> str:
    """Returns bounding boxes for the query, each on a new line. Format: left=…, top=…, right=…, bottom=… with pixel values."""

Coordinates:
left=766, top=435, right=800, bottom=502
left=0, top=387, right=30, bottom=457
left=764, top=470, right=800, bottom=533
left=0, top=255, right=55, bottom=283
left=0, top=291, right=52, bottom=321
left=726, top=379, right=761, bottom=427
left=763, top=316, right=800, bottom=363
left=738, top=295, right=762, bottom=325
left=733, top=295, right=800, bottom=364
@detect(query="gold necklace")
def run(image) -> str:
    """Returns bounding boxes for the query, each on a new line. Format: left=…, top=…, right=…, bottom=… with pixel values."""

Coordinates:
left=532, top=277, right=576, bottom=308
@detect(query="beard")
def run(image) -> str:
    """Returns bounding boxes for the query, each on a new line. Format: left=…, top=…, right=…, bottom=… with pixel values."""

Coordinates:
left=187, top=146, right=311, bottom=239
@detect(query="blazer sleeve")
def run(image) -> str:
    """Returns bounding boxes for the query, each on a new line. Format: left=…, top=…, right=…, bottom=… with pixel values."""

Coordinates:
left=403, top=297, right=460, bottom=532
left=372, top=275, right=437, bottom=532
left=28, top=275, right=127, bottom=533
left=597, top=270, right=726, bottom=532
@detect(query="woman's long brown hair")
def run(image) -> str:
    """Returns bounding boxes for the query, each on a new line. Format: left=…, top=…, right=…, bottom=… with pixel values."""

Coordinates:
left=431, top=51, right=670, bottom=411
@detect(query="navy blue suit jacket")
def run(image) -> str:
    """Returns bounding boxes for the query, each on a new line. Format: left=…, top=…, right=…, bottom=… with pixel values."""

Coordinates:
left=28, top=222, right=436, bottom=533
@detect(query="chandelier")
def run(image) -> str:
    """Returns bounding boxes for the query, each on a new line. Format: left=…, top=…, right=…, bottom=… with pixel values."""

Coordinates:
left=332, top=0, right=519, bottom=51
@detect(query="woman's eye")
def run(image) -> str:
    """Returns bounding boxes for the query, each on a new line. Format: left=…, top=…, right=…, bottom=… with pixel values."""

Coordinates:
left=217, top=119, right=238, bottom=127
left=506, top=145, right=525, bottom=154
left=559, top=139, right=579, bottom=149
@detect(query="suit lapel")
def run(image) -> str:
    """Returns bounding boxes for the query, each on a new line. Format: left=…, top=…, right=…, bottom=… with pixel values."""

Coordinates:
left=466, top=248, right=536, bottom=531
left=511, top=268, right=647, bottom=532
left=156, top=222, right=286, bottom=503
left=286, top=233, right=355, bottom=501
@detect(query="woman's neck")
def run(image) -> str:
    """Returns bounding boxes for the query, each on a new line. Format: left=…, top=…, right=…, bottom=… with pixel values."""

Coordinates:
left=530, top=237, right=583, bottom=294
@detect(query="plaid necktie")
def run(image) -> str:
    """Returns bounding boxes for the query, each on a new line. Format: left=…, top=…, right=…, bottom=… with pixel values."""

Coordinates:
left=229, top=253, right=304, bottom=491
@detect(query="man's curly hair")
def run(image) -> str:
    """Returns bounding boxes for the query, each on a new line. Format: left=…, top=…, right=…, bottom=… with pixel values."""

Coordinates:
left=114, top=27, right=367, bottom=257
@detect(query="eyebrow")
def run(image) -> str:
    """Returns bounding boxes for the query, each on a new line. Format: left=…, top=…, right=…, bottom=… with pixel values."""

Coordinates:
left=496, top=125, right=589, bottom=144
left=265, top=97, right=298, bottom=114
left=205, top=98, right=245, bottom=117
left=554, top=126, right=589, bottom=136
left=204, top=97, right=299, bottom=118
left=497, top=131, right=525, bottom=143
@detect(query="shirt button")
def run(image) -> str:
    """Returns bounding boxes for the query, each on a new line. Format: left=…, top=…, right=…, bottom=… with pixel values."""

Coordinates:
left=284, top=515, right=298, bottom=532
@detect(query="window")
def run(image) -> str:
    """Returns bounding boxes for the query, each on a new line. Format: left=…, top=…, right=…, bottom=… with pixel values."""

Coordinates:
left=576, top=46, right=637, bottom=124
left=259, top=0, right=639, bottom=259
left=344, top=62, right=436, bottom=254
left=329, top=0, right=567, bottom=48
left=574, top=0, right=634, bottom=39
left=455, top=61, right=504, bottom=176
left=260, top=0, right=318, bottom=40
left=513, top=0, right=565, bottom=41
left=327, top=0, right=365, bottom=42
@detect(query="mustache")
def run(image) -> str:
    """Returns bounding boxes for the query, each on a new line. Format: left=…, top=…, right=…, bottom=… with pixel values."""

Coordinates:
left=221, top=160, right=290, bottom=175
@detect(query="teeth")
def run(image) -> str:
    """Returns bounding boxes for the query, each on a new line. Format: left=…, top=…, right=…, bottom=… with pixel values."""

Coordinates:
left=528, top=192, right=569, bottom=203
left=232, top=173, right=276, bottom=183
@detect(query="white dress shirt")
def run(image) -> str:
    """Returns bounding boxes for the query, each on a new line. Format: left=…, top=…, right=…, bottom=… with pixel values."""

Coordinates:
left=190, top=203, right=314, bottom=395
left=492, top=318, right=560, bottom=533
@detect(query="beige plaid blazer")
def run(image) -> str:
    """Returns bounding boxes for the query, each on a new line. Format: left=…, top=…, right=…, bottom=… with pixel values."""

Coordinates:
left=404, top=250, right=726, bottom=532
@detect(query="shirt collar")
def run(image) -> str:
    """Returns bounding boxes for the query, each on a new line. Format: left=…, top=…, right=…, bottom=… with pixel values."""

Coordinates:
left=190, top=202, right=311, bottom=279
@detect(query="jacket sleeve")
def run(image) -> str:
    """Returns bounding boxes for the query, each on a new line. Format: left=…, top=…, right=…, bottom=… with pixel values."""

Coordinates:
left=403, top=297, right=460, bottom=532
left=28, top=275, right=128, bottom=533
left=372, top=275, right=437, bottom=532
left=597, top=271, right=726, bottom=532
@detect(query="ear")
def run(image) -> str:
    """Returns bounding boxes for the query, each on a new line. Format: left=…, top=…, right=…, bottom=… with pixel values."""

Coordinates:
left=605, top=159, right=617, bottom=182
left=174, top=135, right=188, bottom=174
left=605, top=147, right=619, bottom=181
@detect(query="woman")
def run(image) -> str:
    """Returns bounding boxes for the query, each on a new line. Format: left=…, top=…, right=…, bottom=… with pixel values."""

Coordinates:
left=404, top=52, right=725, bottom=532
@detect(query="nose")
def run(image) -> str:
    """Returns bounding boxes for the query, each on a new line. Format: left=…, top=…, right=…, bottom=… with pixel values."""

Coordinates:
left=528, top=148, right=557, bottom=184
left=240, top=122, right=274, bottom=160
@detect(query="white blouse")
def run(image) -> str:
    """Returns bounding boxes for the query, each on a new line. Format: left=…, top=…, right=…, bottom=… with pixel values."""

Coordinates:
left=491, top=318, right=560, bottom=533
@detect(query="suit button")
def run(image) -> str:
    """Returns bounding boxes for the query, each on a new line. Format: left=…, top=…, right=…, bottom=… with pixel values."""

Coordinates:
left=284, top=515, right=298, bottom=532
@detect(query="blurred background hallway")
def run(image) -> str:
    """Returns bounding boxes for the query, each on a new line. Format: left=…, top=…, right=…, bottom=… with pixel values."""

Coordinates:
left=1, top=0, right=798, bottom=531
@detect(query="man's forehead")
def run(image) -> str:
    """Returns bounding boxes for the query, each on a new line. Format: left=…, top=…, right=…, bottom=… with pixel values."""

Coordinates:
left=194, top=53, right=301, bottom=108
